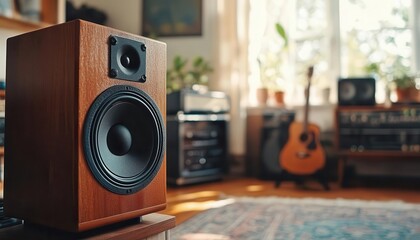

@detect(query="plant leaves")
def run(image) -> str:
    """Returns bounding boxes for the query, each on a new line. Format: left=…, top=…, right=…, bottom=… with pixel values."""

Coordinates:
left=275, top=23, right=288, bottom=47
left=174, top=55, right=187, bottom=71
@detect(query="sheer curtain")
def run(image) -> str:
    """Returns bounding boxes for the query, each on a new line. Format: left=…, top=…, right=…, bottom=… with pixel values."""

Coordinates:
left=212, top=0, right=249, bottom=157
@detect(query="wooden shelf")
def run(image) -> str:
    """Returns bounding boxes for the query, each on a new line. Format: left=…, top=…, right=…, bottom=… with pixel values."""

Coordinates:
left=0, top=15, right=51, bottom=32
left=0, top=0, right=63, bottom=32
left=338, top=150, right=420, bottom=159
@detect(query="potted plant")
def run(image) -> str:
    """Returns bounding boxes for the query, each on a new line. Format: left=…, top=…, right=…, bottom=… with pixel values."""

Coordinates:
left=273, top=23, right=288, bottom=105
left=257, top=55, right=284, bottom=105
left=312, top=75, right=331, bottom=104
left=166, top=55, right=213, bottom=94
left=389, top=60, right=419, bottom=103
left=257, top=22, right=288, bottom=106
left=393, top=73, right=419, bottom=103
left=363, top=57, right=420, bottom=104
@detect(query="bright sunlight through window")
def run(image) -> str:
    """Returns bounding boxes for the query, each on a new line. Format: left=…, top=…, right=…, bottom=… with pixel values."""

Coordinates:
left=248, top=0, right=417, bottom=106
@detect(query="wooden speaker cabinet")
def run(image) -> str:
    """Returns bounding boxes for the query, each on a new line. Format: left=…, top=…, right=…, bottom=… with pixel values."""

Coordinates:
left=4, top=20, right=167, bottom=232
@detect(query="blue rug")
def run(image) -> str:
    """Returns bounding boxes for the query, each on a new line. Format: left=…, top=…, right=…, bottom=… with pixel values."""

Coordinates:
left=171, top=197, right=420, bottom=240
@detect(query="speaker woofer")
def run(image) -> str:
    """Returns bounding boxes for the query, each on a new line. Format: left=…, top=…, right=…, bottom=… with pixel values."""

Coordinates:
left=84, top=85, right=165, bottom=195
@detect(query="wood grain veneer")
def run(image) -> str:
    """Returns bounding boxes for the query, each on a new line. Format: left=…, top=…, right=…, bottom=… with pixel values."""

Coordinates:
left=4, top=20, right=167, bottom=232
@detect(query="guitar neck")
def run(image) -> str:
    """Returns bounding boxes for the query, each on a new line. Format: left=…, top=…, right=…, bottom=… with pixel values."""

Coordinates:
left=303, top=66, right=314, bottom=134
left=303, top=93, right=310, bottom=133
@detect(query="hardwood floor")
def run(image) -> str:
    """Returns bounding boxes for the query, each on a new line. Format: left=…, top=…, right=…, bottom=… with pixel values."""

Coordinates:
left=1, top=176, right=419, bottom=226
left=159, top=177, right=420, bottom=225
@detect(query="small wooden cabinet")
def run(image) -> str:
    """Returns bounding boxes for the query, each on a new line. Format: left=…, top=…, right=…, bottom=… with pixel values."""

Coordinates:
left=335, top=105, right=420, bottom=185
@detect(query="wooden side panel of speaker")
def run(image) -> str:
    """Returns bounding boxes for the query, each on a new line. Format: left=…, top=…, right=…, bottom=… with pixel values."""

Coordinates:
left=5, top=22, right=79, bottom=230
left=76, top=21, right=167, bottom=230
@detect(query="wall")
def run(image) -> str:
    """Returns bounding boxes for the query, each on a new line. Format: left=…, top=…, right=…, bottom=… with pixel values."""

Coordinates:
left=73, top=0, right=219, bottom=75
left=0, top=30, right=22, bottom=80
left=71, top=0, right=141, bottom=35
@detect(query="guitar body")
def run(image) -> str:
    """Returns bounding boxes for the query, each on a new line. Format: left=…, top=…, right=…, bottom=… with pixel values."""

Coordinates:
left=280, top=121, right=325, bottom=175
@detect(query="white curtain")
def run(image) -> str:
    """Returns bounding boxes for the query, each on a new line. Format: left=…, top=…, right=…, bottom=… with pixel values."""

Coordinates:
left=212, top=0, right=249, bottom=156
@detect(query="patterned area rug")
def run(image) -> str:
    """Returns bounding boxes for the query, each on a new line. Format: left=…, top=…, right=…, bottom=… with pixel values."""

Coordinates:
left=171, top=197, right=420, bottom=240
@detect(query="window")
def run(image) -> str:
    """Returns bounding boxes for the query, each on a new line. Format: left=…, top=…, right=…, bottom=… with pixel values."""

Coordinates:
left=293, top=0, right=330, bottom=105
left=248, top=0, right=417, bottom=106
left=340, top=0, right=413, bottom=102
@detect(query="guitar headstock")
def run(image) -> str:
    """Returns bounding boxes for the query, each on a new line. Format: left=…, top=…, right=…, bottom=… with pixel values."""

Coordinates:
left=307, top=65, right=314, bottom=79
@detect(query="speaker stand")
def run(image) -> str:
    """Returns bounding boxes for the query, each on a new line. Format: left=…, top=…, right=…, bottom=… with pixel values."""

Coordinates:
left=274, top=169, right=330, bottom=191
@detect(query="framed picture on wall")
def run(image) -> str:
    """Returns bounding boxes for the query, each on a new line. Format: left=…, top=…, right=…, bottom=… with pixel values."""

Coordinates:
left=142, top=0, right=202, bottom=37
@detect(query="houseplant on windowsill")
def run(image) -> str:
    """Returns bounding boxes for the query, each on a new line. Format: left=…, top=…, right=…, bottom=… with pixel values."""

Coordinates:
left=385, top=60, right=419, bottom=103
left=364, top=58, right=419, bottom=104
left=257, top=55, right=285, bottom=106
left=392, top=72, right=419, bottom=103
left=257, top=22, right=289, bottom=106
left=273, top=22, right=288, bottom=106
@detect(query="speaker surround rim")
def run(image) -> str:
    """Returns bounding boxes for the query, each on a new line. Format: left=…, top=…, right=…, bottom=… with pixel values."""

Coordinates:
left=83, top=85, right=165, bottom=195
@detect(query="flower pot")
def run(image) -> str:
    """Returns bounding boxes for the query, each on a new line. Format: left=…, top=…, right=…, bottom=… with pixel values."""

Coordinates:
left=321, top=88, right=330, bottom=104
left=273, top=91, right=285, bottom=105
left=396, top=87, right=420, bottom=103
left=256, top=88, right=269, bottom=105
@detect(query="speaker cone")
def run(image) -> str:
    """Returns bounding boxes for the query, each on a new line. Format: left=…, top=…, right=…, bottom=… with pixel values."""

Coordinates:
left=84, top=85, right=165, bottom=195
left=339, top=81, right=356, bottom=101
left=117, top=45, right=141, bottom=75
left=359, top=82, right=374, bottom=100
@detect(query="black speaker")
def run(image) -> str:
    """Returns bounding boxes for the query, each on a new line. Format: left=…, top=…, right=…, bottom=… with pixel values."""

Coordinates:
left=338, top=77, right=376, bottom=106
left=260, top=111, right=295, bottom=179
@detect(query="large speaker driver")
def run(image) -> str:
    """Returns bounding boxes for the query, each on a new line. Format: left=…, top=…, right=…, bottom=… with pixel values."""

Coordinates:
left=84, top=85, right=165, bottom=195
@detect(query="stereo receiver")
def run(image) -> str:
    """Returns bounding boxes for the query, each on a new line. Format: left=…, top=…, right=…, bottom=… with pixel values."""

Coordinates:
left=337, top=106, right=420, bottom=152
left=167, top=89, right=230, bottom=114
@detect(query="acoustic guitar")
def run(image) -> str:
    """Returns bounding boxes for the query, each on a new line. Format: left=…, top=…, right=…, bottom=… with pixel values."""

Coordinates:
left=279, top=66, right=325, bottom=175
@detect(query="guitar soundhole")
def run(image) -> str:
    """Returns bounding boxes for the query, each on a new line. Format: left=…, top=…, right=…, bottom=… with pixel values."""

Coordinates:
left=299, top=133, right=309, bottom=142
left=300, top=132, right=317, bottom=150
